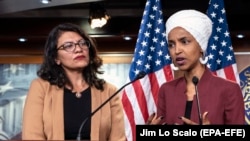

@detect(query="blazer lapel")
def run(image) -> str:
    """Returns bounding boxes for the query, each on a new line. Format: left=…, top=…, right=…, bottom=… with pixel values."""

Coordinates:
left=51, top=86, right=65, bottom=140
left=90, top=87, right=101, bottom=140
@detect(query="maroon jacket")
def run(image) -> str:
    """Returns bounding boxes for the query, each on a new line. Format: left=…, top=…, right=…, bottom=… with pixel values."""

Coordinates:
left=157, top=68, right=245, bottom=125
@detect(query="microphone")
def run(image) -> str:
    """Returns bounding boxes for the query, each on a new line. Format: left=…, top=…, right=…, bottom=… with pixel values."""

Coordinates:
left=192, top=76, right=202, bottom=125
left=76, top=71, right=146, bottom=141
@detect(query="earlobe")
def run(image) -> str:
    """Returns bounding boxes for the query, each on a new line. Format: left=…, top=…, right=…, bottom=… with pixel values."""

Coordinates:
left=55, top=59, right=60, bottom=65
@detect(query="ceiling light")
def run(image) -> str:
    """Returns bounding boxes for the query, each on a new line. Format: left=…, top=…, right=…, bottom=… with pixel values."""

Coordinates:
left=18, top=37, right=27, bottom=42
left=89, top=3, right=111, bottom=29
left=236, top=34, right=244, bottom=39
left=123, top=36, right=132, bottom=41
left=40, top=0, right=51, bottom=4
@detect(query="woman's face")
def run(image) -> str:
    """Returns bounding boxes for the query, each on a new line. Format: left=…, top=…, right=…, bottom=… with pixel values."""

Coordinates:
left=167, top=27, right=203, bottom=71
left=55, top=31, right=90, bottom=71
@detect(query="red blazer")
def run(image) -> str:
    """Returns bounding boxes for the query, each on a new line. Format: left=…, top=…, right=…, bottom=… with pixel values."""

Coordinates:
left=157, top=68, right=245, bottom=125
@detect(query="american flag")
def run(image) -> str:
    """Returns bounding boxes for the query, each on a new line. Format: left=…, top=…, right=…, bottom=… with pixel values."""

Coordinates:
left=121, top=0, right=174, bottom=141
left=206, top=0, right=240, bottom=84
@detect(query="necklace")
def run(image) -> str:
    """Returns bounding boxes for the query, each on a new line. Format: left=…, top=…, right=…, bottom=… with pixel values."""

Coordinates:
left=75, top=92, right=82, bottom=98
left=70, top=81, right=87, bottom=98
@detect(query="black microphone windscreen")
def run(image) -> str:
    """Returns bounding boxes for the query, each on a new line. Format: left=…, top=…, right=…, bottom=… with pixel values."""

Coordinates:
left=192, top=76, right=199, bottom=85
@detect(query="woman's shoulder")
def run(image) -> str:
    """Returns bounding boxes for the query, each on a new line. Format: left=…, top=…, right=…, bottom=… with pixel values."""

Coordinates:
left=161, top=76, right=184, bottom=86
left=103, top=81, right=117, bottom=90
left=31, top=77, right=49, bottom=85
left=30, top=77, right=57, bottom=90
left=211, top=74, right=239, bottom=86
left=91, top=81, right=117, bottom=92
left=203, top=68, right=240, bottom=87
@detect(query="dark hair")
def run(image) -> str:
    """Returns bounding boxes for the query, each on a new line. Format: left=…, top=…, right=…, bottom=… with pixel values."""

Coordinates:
left=37, top=23, right=105, bottom=90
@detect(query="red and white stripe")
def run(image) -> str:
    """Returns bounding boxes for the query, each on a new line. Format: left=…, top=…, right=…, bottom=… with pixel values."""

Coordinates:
left=212, top=63, right=240, bottom=85
left=121, top=65, right=173, bottom=141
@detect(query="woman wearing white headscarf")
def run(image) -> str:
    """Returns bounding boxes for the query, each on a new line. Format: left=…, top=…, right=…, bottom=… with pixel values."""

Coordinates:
left=148, top=9, right=244, bottom=125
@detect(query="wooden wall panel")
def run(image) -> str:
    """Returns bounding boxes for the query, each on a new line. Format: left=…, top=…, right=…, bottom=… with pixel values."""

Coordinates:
left=0, top=54, right=133, bottom=64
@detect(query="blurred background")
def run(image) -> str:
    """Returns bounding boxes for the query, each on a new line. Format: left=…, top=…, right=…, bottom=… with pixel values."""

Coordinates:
left=0, top=0, right=250, bottom=57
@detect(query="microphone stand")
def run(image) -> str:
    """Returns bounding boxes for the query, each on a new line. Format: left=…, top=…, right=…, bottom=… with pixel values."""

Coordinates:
left=192, top=76, right=202, bottom=125
left=76, top=71, right=146, bottom=141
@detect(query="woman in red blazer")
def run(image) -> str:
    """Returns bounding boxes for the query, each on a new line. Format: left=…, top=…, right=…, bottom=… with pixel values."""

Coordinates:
left=148, top=9, right=245, bottom=125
